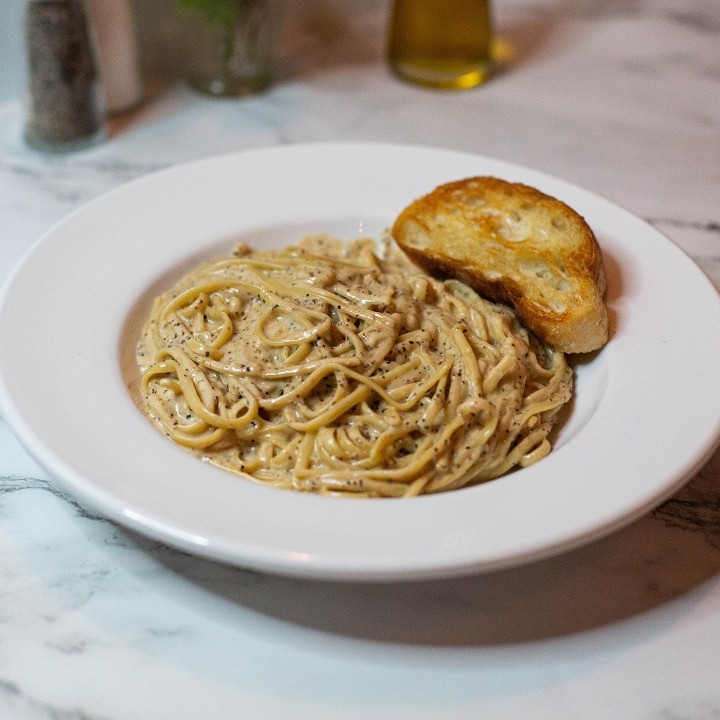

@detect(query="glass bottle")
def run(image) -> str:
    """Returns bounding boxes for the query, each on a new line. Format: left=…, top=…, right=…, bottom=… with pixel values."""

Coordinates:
left=388, top=0, right=493, bottom=90
left=24, top=0, right=105, bottom=150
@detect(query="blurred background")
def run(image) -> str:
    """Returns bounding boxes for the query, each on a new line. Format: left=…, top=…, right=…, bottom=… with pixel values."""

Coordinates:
left=0, top=0, right=394, bottom=104
left=0, top=1, right=24, bottom=101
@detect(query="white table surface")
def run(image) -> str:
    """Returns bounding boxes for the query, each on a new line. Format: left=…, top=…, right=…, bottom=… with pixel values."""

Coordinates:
left=1, top=0, right=720, bottom=718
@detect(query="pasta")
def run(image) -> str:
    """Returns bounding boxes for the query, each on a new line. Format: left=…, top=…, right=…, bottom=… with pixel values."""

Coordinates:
left=135, top=234, right=573, bottom=497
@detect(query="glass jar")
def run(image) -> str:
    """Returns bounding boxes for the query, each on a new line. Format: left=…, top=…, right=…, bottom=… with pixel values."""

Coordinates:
left=388, top=0, right=494, bottom=90
left=176, top=0, right=285, bottom=97
left=23, top=0, right=105, bottom=150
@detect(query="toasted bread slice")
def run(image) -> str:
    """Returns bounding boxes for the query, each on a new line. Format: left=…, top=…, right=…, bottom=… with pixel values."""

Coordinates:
left=391, top=176, right=608, bottom=353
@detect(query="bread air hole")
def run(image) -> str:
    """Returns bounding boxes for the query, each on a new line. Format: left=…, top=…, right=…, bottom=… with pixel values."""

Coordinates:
left=464, top=195, right=488, bottom=208
left=403, top=221, right=432, bottom=248
left=518, top=258, right=572, bottom=292
left=496, top=210, right=535, bottom=242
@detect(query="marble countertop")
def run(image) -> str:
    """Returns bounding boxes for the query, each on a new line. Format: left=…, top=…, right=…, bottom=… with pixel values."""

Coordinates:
left=1, top=0, right=719, bottom=717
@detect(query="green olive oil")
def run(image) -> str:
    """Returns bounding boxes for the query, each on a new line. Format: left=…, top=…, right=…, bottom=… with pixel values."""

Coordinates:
left=389, top=0, right=493, bottom=89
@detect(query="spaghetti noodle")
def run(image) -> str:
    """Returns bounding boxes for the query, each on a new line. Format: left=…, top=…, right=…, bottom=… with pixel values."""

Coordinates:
left=135, top=234, right=572, bottom=497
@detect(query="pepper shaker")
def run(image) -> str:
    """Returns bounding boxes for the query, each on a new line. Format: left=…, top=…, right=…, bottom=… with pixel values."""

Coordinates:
left=24, top=0, right=105, bottom=151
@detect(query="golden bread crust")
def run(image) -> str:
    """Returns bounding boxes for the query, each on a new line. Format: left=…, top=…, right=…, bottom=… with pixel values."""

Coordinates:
left=390, top=176, right=609, bottom=353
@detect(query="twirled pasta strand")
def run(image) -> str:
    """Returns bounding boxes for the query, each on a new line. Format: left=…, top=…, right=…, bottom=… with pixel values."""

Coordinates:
left=135, top=235, right=572, bottom=497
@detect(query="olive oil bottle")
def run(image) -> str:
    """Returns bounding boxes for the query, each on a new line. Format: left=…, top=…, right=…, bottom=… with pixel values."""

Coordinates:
left=388, top=0, right=493, bottom=89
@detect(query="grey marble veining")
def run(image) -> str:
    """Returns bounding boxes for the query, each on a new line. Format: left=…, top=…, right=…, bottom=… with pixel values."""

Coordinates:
left=1, top=0, right=719, bottom=718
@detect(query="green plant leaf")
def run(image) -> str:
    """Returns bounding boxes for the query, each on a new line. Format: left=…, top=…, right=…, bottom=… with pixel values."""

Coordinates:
left=176, top=0, right=251, bottom=27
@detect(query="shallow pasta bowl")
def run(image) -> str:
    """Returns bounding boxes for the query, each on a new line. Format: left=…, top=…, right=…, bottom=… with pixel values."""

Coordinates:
left=1, top=142, right=719, bottom=581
